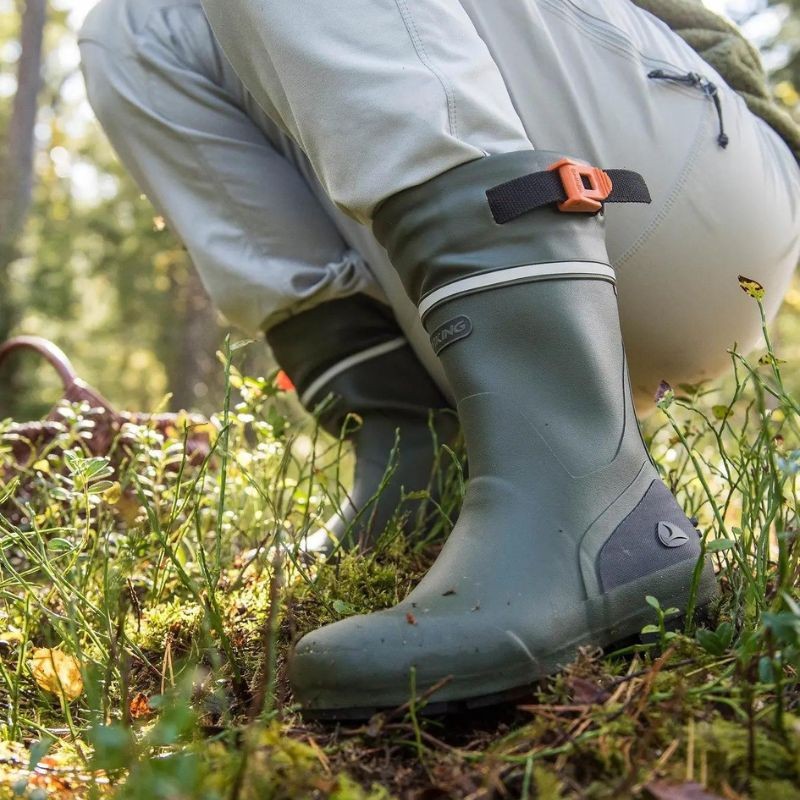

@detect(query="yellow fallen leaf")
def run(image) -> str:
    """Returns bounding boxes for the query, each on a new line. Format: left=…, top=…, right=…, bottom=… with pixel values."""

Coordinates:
left=30, top=649, right=84, bottom=701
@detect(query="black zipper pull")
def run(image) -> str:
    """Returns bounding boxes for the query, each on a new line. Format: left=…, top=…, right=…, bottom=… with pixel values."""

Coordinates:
left=648, top=68, right=702, bottom=86
left=647, top=69, right=729, bottom=149
left=698, top=77, right=729, bottom=148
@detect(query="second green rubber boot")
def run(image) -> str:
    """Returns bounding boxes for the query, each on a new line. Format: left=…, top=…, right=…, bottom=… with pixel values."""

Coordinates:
left=267, top=294, right=458, bottom=554
left=288, top=152, right=717, bottom=716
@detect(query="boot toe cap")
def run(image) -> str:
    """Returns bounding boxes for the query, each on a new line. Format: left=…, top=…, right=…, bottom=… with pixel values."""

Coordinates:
left=288, top=606, right=541, bottom=714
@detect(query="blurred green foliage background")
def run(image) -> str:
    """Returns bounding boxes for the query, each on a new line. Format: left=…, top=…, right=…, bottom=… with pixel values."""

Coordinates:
left=0, top=0, right=798, bottom=422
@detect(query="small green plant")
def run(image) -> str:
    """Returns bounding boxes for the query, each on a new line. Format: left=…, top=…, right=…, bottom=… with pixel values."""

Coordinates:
left=641, top=595, right=681, bottom=648
left=695, top=619, right=734, bottom=656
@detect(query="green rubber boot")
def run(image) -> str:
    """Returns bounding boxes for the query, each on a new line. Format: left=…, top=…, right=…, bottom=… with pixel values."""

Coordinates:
left=288, top=152, right=717, bottom=716
left=267, top=294, right=457, bottom=554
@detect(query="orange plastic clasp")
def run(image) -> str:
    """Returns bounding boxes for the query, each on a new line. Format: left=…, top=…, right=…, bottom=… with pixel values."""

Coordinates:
left=547, top=158, right=613, bottom=213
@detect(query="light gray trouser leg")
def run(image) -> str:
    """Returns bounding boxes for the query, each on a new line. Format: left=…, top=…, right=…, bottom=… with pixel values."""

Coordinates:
left=78, top=0, right=384, bottom=335
left=199, top=0, right=533, bottom=223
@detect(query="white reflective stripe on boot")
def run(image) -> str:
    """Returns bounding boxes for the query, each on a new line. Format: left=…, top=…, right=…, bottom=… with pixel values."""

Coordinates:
left=418, top=262, right=616, bottom=320
left=299, top=338, right=408, bottom=408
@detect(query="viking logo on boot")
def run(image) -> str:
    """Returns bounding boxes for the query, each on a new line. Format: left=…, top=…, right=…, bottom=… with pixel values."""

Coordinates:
left=657, top=521, right=690, bottom=548
left=430, top=315, right=473, bottom=355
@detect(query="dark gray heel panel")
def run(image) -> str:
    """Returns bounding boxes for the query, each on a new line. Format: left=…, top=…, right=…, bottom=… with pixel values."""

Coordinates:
left=598, top=480, right=702, bottom=592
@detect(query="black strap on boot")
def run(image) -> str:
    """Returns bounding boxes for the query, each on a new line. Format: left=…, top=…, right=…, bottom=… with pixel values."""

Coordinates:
left=487, top=158, right=651, bottom=224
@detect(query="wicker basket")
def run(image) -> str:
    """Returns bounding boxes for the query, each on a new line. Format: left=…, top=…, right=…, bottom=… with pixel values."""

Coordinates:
left=0, top=336, right=214, bottom=476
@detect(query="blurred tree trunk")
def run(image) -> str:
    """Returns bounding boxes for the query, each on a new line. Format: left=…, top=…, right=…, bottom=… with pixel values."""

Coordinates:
left=0, top=0, right=47, bottom=413
left=168, top=263, right=220, bottom=412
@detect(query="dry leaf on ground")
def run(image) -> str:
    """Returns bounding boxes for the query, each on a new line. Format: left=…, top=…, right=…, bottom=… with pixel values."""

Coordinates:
left=30, top=649, right=84, bottom=701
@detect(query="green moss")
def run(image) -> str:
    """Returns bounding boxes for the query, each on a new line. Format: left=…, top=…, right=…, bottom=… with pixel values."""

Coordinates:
left=134, top=597, right=204, bottom=652
left=751, top=779, right=800, bottom=800
left=699, top=718, right=797, bottom=786
left=287, top=538, right=425, bottom=634
left=533, top=765, right=565, bottom=799
left=200, top=725, right=394, bottom=800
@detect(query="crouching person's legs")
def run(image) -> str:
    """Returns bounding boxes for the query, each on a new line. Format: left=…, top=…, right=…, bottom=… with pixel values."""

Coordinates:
left=79, top=0, right=458, bottom=554
left=198, top=0, right=717, bottom=714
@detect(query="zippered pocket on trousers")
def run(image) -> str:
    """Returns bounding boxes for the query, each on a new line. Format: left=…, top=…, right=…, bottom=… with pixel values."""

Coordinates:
left=537, top=0, right=731, bottom=148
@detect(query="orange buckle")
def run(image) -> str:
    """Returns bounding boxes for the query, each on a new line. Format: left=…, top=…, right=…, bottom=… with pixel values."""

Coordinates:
left=547, top=158, right=613, bottom=213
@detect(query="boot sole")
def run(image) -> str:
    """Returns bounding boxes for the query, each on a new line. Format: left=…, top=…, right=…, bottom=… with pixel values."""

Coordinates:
left=296, top=558, right=718, bottom=720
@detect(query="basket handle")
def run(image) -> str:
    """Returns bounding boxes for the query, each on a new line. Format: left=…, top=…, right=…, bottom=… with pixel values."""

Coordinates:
left=0, top=336, right=78, bottom=391
left=0, top=336, right=118, bottom=419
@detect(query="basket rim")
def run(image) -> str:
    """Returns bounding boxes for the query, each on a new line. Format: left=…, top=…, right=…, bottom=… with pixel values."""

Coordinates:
left=0, top=336, right=78, bottom=390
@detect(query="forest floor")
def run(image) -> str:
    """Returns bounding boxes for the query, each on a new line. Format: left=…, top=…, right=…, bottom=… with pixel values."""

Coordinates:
left=1, top=289, right=799, bottom=800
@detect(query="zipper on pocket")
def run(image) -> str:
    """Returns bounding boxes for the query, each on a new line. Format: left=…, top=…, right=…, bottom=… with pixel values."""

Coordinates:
left=648, top=69, right=729, bottom=149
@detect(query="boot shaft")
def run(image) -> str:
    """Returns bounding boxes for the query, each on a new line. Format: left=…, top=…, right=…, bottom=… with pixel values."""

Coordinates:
left=374, top=150, right=648, bottom=484
left=425, top=276, right=643, bottom=481
left=266, top=294, right=451, bottom=436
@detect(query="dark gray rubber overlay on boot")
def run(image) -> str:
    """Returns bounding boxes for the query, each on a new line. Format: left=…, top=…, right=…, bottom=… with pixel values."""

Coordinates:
left=266, top=294, right=401, bottom=400
left=597, top=480, right=701, bottom=592
left=372, top=151, right=610, bottom=306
